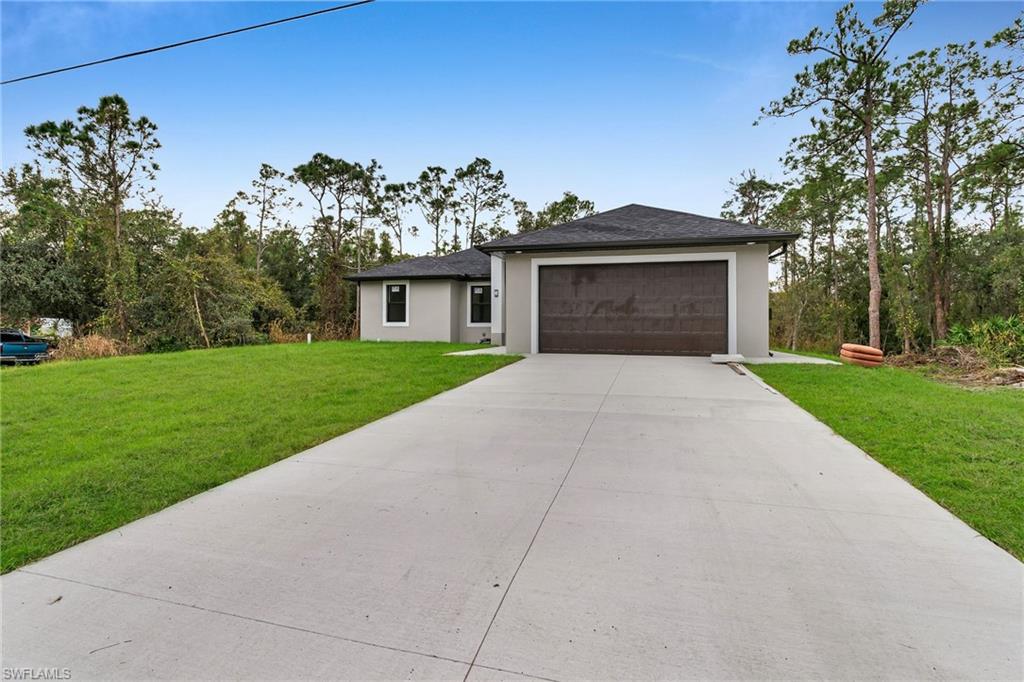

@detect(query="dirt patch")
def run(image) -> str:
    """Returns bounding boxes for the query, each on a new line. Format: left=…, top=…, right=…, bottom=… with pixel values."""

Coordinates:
left=887, top=346, right=1024, bottom=388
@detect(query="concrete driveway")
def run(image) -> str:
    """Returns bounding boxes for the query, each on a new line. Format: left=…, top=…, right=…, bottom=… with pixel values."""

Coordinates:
left=3, top=355, right=1021, bottom=680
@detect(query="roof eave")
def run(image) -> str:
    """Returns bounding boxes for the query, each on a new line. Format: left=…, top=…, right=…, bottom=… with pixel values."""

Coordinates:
left=478, top=233, right=800, bottom=254
left=345, top=273, right=491, bottom=282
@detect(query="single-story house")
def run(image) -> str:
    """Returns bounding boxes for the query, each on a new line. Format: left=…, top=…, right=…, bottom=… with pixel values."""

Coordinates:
left=347, top=204, right=798, bottom=357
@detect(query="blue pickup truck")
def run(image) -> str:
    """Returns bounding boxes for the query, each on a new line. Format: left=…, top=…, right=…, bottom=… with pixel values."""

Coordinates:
left=1, top=329, right=50, bottom=364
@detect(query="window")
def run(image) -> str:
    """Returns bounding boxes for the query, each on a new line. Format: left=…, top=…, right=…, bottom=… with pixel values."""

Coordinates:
left=383, top=282, right=408, bottom=325
left=1, top=332, right=23, bottom=343
left=469, top=284, right=491, bottom=325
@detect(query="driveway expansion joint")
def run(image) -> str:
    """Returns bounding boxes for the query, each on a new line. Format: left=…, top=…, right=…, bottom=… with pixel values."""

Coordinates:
left=461, top=357, right=627, bottom=681
left=15, top=569, right=472, bottom=669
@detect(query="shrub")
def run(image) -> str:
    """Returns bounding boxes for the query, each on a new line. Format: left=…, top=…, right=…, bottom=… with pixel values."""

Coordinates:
left=51, top=334, right=124, bottom=361
left=268, top=320, right=306, bottom=344
left=143, top=335, right=189, bottom=354
left=945, top=316, right=1024, bottom=366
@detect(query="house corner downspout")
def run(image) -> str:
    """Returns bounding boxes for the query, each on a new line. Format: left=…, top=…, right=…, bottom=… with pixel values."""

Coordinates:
left=768, top=242, right=788, bottom=260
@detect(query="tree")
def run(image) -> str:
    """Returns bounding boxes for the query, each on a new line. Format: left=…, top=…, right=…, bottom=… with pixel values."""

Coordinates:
left=412, top=166, right=457, bottom=255
left=896, top=41, right=992, bottom=338
left=762, top=0, right=921, bottom=349
left=0, top=165, right=102, bottom=330
left=261, top=227, right=314, bottom=313
left=987, top=14, right=1024, bottom=155
left=232, top=164, right=294, bottom=276
left=351, top=159, right=381, bottom=274
left=514, top=191, right=596, bottom=233
left=721, top=169, right=784, bottom=224
left=350, top=159, right=381, bottom=334
left=24, top=94, right=161, bottom=340
left=291, top=153, right=362, bottom=331
left=966, top=142, right=1024, bottom=230
left=206, top=206, right=255, bottom=268
left=140, top=250, right=293, bottom=350
left=375, top=182, right=416, bottom=255
left=454, top=158, right=510, bottom=246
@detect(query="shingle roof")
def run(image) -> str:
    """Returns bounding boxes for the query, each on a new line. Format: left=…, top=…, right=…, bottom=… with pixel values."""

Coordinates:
left=478, top=204, right=799, bottom=253
left=346, top=247, right=491, bottom=281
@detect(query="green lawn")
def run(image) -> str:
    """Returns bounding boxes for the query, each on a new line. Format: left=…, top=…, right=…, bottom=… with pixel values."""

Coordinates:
left=770, top=347, right=841, bottom=361
left=1, top=342, right=519, bottom=572
left=749, top=363, right=1024, bottom=560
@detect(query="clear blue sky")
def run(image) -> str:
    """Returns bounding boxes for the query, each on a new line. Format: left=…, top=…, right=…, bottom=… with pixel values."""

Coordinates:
left=2, top=1, right=1017, bottom=255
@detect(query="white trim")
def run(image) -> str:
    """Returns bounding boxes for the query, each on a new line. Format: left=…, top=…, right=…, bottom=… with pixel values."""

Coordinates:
left=466, top=280, right=492, bottom=328
left=529, top=252, right=737, bottom=355
left=382, top=280, right=410, bottom=327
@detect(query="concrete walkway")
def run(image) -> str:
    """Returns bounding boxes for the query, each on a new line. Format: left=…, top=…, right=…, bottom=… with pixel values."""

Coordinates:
left=3, top=355, right=1020, bottom=680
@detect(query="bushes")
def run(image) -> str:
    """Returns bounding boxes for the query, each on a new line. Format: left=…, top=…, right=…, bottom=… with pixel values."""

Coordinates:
left=945, top=316, right=1024, bottom=366
left=268, top=320, right=305, bottom=344
left=51, top=334, right=124, bottom=361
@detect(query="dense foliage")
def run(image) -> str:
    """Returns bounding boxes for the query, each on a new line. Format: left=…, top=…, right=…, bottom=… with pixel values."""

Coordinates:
left=732, top=2, right=1023, bottom=356
left=1, top=100, right=594, bottom=350
left=945, top=316, right=1024, bottom=365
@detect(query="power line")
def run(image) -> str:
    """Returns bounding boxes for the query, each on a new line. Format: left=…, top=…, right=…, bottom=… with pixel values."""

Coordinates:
left=1, top=0, right=376, bottom=86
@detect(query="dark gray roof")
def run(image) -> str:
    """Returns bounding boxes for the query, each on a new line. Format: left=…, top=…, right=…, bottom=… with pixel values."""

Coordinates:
left=478, top=204, right=799, bottom=253
left=346, top=247, right=491, bottom=281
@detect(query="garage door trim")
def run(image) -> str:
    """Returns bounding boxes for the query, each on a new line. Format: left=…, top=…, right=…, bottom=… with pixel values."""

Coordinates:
left=529, top=252, right=737, bottom=355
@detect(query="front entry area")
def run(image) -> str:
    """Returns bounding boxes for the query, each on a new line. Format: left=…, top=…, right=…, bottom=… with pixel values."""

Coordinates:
left=538, top=260, right=728, bottom=355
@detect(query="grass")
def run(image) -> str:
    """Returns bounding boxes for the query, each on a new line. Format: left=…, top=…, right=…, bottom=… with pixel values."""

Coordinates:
left=0, top=341, right=519, bottom=572
left=770, top=347, right=841, bottom=361
left=749, top=362, right=1024, bottom=560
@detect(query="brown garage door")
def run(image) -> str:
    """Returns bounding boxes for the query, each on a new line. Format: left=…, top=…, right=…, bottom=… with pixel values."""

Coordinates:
left=538, top=261, right=728, bottom=355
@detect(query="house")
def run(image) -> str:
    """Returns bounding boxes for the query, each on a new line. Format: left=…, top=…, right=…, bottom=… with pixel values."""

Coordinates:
left=348, top=247, right=495, bottom=345
left=348, top=204, right=799, bottom=357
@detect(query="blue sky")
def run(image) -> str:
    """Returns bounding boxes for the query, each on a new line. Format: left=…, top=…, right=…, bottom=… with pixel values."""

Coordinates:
left=2, top=1, right=1018, bottom=255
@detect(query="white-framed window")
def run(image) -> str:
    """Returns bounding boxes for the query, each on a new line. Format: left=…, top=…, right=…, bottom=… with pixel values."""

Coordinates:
left=467, top=281, right=491, bottom=327
left=382, top=280, right=409, bottom=326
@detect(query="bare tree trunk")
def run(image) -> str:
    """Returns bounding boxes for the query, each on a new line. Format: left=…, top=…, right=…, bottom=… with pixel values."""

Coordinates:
left=790, top=298, right=805, bottom=351
left=932, top=272, right=947, bottom=340
left=354, top=197, right=365, bottom=336
left=111, top=198, right=131, bottom=341
left=256, top=181, right=268, bottom=277
left=939, top=171, right=954, bottom=339
left=809, top=221, right=817, bottom=273
left=864, top=114, right=883, bottom=350
left=829, top=219, right=842, bottom=346
left=192, top=284, right=211, bottom=349
left=923, top=135, right=946, bottom=342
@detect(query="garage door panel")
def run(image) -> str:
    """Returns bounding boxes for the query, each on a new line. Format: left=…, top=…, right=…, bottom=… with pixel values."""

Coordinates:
left=538, top=261, right=728, bottom=356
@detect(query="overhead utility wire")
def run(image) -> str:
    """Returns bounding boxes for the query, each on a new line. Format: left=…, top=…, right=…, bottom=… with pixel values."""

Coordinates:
left=1, top=0, right=376, bottom=85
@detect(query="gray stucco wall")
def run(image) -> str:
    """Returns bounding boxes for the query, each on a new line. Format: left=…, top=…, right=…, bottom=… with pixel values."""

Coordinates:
left=358, top=279, right=456, bottom=342
left=455, top=281, right=493, bottom=344
left=501, top=244, right=770, bottom=357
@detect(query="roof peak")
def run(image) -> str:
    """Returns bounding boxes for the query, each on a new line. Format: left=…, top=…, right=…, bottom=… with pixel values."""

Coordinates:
left=478, top=203, right=798, bottom=253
